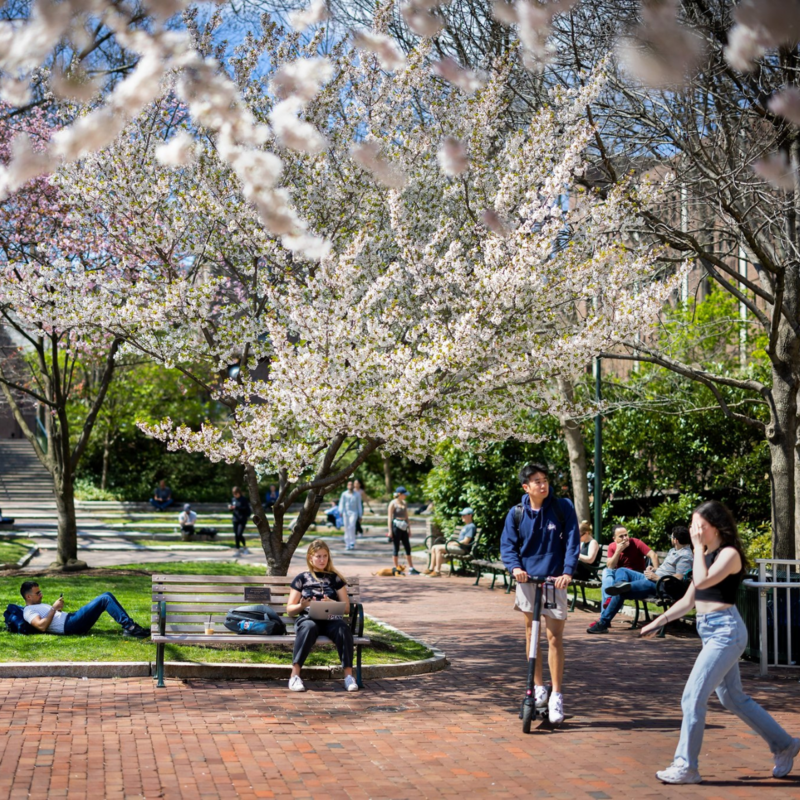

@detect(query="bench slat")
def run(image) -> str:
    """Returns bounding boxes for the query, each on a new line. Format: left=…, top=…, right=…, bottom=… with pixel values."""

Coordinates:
left=151, top=634, right=370, bottom=644
left=151, top=614, right=295, bottom=623
left=152, top=574, right=360, bottom=585
left=150, top=601, right=361, bottom=614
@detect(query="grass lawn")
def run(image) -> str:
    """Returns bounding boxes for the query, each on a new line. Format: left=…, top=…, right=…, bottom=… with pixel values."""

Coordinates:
left=0, top=540, right=36, bottom=564
left=0, top=562, right=431, bottom=665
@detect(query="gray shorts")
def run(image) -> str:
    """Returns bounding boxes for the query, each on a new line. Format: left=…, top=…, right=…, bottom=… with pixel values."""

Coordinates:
left=514, top=582, right=568, bottom=621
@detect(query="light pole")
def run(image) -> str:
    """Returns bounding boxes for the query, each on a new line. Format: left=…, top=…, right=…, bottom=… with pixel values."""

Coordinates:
left=593, top=357, right=602, bottom=538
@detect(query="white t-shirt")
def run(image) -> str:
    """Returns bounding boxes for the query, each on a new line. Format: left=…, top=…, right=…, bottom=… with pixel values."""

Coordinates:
left=178, top=510, right=197, bottom=525
left=23, top=604, right=66, bottom=634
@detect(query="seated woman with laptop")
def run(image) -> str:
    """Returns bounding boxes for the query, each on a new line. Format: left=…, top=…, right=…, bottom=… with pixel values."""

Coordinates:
left=287, top=539, right=359, bottom=693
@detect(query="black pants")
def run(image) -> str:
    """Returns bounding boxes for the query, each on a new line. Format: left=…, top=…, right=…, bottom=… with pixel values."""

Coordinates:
left=355, top=517, right=363, bottom=536
left=292, top=617, right=354, bottom=669
left=392, top=522, right=411, bottom=556
left=181, top=524, right=195, bottom=536
left=233, top=518, right=247, bottom=548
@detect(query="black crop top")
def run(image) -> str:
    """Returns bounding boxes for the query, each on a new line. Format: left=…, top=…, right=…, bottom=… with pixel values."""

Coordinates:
left=694, top=547, right=742, bottom=605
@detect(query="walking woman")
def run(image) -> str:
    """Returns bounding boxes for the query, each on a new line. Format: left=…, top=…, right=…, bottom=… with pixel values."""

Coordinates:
left=286, top=540, right=358, bottom=693
left=387, top=487, right=419, bottom=575
left=640, top=500, right=799, bottom=784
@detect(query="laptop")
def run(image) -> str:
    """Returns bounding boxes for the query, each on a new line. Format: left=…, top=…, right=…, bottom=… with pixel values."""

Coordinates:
left=307, top=601, right=348, bottom=621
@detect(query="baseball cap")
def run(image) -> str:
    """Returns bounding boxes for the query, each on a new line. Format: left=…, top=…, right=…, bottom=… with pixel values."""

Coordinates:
left=394, top=486, right=407, bottom=495
left=460, top=507, right=474, bottom=516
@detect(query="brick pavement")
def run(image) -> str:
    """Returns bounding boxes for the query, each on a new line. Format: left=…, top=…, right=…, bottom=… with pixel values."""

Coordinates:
left=1, top=564, right=799, bottom=800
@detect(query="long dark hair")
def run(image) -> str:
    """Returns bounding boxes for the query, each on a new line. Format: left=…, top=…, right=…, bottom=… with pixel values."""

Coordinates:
left=693, top=500, right=749, bottom=574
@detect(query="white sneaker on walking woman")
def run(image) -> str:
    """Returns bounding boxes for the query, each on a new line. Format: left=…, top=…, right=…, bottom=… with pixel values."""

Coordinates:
left=344, top=675, right=359, bottom=692
left=288, top=675, right=306, bottom=692
left=656, top=759, right=702, bottom=784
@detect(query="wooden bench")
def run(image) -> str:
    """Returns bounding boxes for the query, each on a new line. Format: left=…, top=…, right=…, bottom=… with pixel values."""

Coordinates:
left=473, top=559, right=514, bottom=592
left=151, top=574, right=369, bottom=688
left=570, top=545, right=607, bottom=611
left=423, top=527, right=482, bottom=576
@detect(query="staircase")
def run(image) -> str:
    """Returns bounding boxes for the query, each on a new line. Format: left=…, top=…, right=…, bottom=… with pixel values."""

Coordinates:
left=0, top=440, right=54, bottom=504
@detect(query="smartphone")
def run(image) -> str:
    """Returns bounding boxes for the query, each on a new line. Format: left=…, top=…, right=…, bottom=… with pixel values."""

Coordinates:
left=59, top=593, right=63, bottom=598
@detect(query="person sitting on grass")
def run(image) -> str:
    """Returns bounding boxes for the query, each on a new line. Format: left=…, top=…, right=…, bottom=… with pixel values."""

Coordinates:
left=285, top=540, right=359, bottom=693
left=20, top=581, right=150, bottom=638
left=149, top=479, right=174, bottom=511
left=424, top=508, right=476, bottom=577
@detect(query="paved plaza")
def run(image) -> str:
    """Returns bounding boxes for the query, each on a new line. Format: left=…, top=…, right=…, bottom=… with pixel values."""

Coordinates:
left=1, top=552, right=799, bottom=800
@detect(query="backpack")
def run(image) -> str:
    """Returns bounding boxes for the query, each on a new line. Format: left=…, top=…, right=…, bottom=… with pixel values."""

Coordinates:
left=657, top=572, right=692, bottom=604
left=224, top=604, right=286, bottom=636
left=4, top=604, right=36, bottom=635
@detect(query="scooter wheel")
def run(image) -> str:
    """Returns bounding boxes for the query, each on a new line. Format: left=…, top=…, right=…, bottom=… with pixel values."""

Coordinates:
left=522, top=702, right=533, bottom=733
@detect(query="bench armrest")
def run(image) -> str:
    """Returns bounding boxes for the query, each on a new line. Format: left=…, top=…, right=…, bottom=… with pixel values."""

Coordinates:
left=158, top=600, right=166, bottom=636
left=424, top=534, right=445, bottom=549
left=349, top=602, right=365, bottom=638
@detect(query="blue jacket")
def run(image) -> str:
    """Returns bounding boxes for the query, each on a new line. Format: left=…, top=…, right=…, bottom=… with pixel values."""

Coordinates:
left=500, top=492, right=580, bottom=579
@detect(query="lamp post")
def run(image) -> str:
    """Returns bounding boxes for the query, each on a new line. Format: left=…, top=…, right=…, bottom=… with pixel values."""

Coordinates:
left=593, top=357, right=602, bottom=538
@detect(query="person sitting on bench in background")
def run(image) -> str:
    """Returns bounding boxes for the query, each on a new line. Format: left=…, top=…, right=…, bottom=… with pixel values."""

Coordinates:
left=20, top=581, right=150, bottom=638
left=424, top=507, right=476, bottom=577
left=587, top=526, right=691, bottom=634
left=574, top=520, right=600, bottom=580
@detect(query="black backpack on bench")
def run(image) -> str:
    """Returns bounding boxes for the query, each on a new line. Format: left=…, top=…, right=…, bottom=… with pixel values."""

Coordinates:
left=224, top=604, right=287, bottom=635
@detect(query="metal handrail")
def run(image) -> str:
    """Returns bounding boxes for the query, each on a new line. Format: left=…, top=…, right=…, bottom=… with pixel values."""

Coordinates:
left=742, top=558, right=800, bottom=677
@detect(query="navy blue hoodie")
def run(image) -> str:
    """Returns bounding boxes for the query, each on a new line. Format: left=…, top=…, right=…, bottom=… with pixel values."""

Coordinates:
left=500, top=491, right=580, bottom=579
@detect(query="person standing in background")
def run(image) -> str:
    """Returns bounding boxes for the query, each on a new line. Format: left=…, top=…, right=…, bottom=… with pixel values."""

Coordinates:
left=338, top=480, right=363, bottom=551
left=228, top=486, right=251, bottom=554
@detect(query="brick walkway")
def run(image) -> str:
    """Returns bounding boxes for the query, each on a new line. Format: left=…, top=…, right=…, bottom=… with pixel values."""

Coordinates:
left=1, top=563, right=799, bottom=799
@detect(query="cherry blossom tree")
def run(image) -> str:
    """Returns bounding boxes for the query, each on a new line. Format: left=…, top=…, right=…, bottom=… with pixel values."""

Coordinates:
left=0, top=103, right=126, bottom=569
left=32, top=28, right=679, bottom=574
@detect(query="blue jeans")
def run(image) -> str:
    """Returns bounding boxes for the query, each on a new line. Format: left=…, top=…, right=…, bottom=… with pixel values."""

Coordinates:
left=150, top=498, right=173, bottom=511
left=675, top=607, right=794, bottom=769
left=63, top=592, right=135, bottom=635
left=599, top=567, right=656, bottom=625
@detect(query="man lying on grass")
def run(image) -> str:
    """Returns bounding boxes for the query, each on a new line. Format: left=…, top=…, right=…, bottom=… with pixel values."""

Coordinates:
left=20, top=581, right=150, bottom=638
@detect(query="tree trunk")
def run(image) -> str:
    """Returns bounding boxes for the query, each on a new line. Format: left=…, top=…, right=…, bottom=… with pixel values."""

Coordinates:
left=557, top=377, right=591, bottom=524
left=768, top=368, right=798, bottom=559
left=53, top=472, right=86, bottom=569
left=382, top=454, right=392, bottom=495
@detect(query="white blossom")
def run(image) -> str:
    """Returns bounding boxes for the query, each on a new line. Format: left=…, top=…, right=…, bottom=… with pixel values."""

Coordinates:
left=352, top=31, right=408, bottom=71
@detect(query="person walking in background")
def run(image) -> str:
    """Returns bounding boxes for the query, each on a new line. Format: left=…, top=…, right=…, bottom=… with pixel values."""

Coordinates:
left=338, top=480, right=363, bottom=551
left=353, top=478, right=371, bottom=536
left=178, top=504, right=197, bottom=537
left=149, top=479, right=173, bottom=511
left=387, top=487, right=420, bottom=575
left=640, top=501, right=799, bottom=784
left=228, top=486, right=251, bottom=554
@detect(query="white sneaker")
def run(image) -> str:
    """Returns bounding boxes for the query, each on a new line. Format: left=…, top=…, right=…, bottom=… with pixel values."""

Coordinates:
left=548, top=691, right=564, bottom=724
left=774, top=737, right=800, bottom=778
left=241, top=547, right=250, bottom=555
left=656, top=759, right=702, bottom=784
left=534, top=684, right=548, bottom=708
left=344, top=675, right=359, bottom=692
left=288, top=675, right=306, bottom=692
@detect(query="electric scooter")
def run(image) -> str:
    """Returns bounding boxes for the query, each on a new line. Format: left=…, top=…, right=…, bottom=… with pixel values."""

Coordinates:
left=520, top=576, right=559, bottom=733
